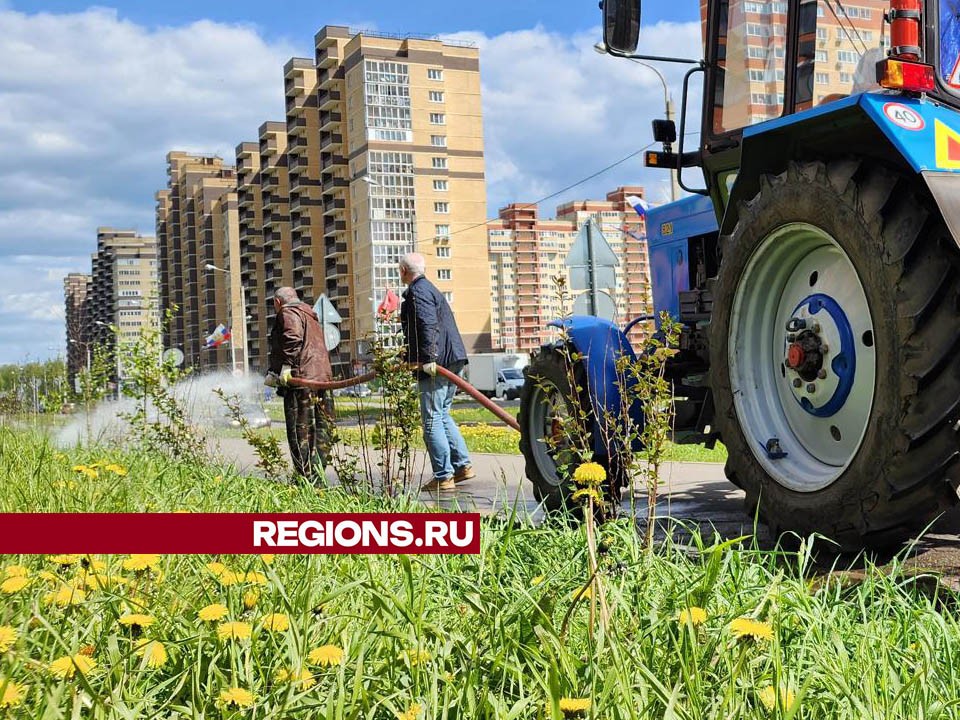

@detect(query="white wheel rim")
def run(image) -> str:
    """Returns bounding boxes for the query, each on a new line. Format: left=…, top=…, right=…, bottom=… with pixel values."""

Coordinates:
left=729, top=222, right=876, bottom=492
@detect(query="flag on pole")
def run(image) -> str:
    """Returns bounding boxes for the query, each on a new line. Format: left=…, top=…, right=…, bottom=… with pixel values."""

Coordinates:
left=204, top=324, right=231, bottom=349
left=376, top=288, right=400, bottom=318
left=626, top=195, right=651, bottom=218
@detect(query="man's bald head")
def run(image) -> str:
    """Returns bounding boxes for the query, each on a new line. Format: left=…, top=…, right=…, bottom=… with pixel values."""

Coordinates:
left=274, top=287, right=300, bottom=305
left=399, top=252, right=426, bottom=278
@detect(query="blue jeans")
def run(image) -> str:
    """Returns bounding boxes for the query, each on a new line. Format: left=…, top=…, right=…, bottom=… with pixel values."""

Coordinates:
left=418, top=371, right=471, bottom=481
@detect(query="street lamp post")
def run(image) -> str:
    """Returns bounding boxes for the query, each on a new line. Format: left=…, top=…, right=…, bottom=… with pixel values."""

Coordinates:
left=93, top=320, right=121, bottom=399
left=594, top=42, right=680, bottom=202
left=206, top=263, right=247, bottom=375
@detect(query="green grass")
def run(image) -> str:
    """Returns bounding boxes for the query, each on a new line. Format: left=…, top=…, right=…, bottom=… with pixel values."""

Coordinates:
left=0, top=427, right=956, bottom=718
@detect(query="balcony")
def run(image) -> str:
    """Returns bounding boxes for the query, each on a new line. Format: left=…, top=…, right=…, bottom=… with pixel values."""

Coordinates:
left=323, top=219, right=346, bottom=236
left=321, top=176, right=348, bottom=193
left=320, top=111, right=341, bottom=130
left=323, top=197, right=346, bottom=215
left=320, top=133, right=343, bottom=151
left=292, top=213, right=312, bottom=231
left=289, top=116, right=308, bottom=135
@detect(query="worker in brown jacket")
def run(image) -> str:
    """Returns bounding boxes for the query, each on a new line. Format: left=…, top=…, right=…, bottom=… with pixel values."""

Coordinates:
left=267, top=286, right=335, bottom=482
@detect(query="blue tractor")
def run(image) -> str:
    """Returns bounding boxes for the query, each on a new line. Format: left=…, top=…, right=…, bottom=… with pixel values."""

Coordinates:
left=518, top=0, right=960, bottom=548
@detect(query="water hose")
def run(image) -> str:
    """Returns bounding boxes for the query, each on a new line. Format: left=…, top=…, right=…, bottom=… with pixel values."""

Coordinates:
left=286, top=364, right=521, bottom=432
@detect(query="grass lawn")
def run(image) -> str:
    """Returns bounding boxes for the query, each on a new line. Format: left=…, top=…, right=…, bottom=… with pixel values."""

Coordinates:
left=0, top=427, right=955, bottom=717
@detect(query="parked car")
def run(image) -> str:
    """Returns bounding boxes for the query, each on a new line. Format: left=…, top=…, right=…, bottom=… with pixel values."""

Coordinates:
left=225, top=402, right=272, bottom=429
left=342, top=383, right=372, bottom=398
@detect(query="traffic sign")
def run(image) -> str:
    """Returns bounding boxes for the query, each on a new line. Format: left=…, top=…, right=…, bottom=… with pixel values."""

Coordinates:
left=313, top=294, right=342, bottom=351
left=572, top=290, right=617, bottom=321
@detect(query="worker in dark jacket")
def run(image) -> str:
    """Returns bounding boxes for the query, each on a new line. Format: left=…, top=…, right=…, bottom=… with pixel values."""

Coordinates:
left=399, top=252, right=475, bottom=491
left=267, top=286, right=335, bottom=482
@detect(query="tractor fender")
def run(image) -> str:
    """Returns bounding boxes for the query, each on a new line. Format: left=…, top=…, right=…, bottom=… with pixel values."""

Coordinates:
left=721, top=92, right=960, bottom=248
left=546, top=315, right=641, bottom=456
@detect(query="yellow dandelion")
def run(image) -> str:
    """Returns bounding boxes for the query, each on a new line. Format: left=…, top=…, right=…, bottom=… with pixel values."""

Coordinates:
left=557, top=697, right=592, bottom=717
left=677, top=607, right=708, bottom=626
left=205, top=561, right=228, bottom=576
left=84, top=574, right=126, bottom=590
left=4, top=565, right=29, bottom=578
left=0, top=680, right=24, bottom=709
left=573, top=462, right=606, bottom=486
left=0, top=627, right=17, bottom=653
left=79, top=558, right=106, bottom=572
left=729, top=617, right=774, bottom=642
left=43, top=585, right=86, bottom=607
left=758, top=685, right=796, bottom=711
left=122, top=555, right=160, bottom=572
left=198, top=603, right=229, bottom=622
left=72, top=465, right=98, bottom=479
left=531, top=575, right=545, bottom=586
left=218, top=686, right=256, bottom=708
left=397, top=703, right=422, bottom=720
left=118, top=613, right=155, bottom=630
left=243, top=589, right=259, bottom=610
left=1, top=577, right=30, bottom=595
left=260, top=554, right=275, bottom=564
left=572, top=487, right=603, bottom=504
left=308, top=644, right=344, bottom=666
left=571, top=585, right=593, bottom=601
left=49, top=554, right=79, bottom=567
left=103, top=463, right=127, bottom=476
left=217, top=570, right=242, bottom=586
left=48, top=654, right=96, bottom=679
left=274, top=668, right=315, bottom=689
left=261, top=613, right=289, bottom=632
left=37, top=570, right=59, bottom=583
left=135, top=640, right=168, bottom=668
left=399, top=648, right=431, bottom=666
left=242, top=571, right=268, bottom=586
left=216, top=621, right=252, bottom=641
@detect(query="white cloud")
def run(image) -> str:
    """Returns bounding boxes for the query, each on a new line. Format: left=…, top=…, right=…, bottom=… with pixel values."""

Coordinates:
left=0, top=9, right=703, bottom=364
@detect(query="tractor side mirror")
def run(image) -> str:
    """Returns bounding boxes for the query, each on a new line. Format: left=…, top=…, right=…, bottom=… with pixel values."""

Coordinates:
left=652, top=119, right=677, bottom=144
left=602, top=0, right=642, bottom=55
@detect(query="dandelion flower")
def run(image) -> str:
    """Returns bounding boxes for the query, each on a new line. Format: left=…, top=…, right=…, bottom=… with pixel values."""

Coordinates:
left=397, top=703, right=422, bottom=720
left=122, top=555, right=160, bottom=572
left=217, top=570, right=242, bottom=586
left=198, top=603, right=229, bottom=622
left=758, top=685, right=796, bottom=710
left=37, top=570, right=59, bottom=583
left=0, top=627, right=17, bottom=653
left=260, top=554, right=275, bottom=564
left=557, top=697, right=592, bottom=717
left=43, top=585, right=86, bottom=607
left=0, top=680, right=24, bottom=709
left=677, top=607, right=708, bottom=626
left=217, top=621, right=252, bottom=641
left=205, top=562, right=228, bottom=577
left=103, top=463, right=127, bottom=476
left=136, top=640, right=168, bottom=669
left=4, top=565, right=28, bottom=578
left=1, top=577, right=30, bottom=595
left=49, top=554, right=79, bottom=567
left=84, top=574, right=125, bottom=590
left=79, top=558, right=106, bottom=572
left=218, top=687, right=255, bottom=708
left=72, top=465, right=98, bottom=479
left=573, top=462, right=606, bottom=486
left=274, top=668, right=315, bottom=689
left=48, top=654, right=96, bottom=679
left=571, top=585, right=593, bottom=601
left=308, top=645, right=344, bottom=666
left=531, top=575, right=545, bottom=586
left=118, top=613, right=155, bottom=631
left=399, top=648, right=430, bottom=666
left=572, top=487, right=603, bottom=504
left=242, top=571, right=268, bottom=586
left=243, top=589, right=259, bottom=610
left=729, top=617, right=774, bottom=642
left=261, top=613, right=289, bottom=632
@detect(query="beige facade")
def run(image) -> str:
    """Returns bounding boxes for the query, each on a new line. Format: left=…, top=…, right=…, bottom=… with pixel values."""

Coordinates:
left=156, top=152, right=240, bottom=371
left=63, top=272, right=91, bottom=385
left=235, top=142, right=267, bottom=372
left=488, top=187, right=653, bottom=353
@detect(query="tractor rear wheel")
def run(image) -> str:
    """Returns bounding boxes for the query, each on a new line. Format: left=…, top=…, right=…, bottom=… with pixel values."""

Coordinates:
left=710, top=160, right=960, bottom=549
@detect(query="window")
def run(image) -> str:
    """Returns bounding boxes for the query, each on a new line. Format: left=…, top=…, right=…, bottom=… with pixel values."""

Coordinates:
left=749, top=69, right=765, bottom=81
left=839, top=72, right=853, bottom=83
left=430, top=135, right=446, bottom=147
left=432, top=156, right=447, bottom=169
left=744, top=1, right=767, bottom=12
left=747, top=46, right=767, bottom=59
left=837, top=50, right=857, bottom=64
left=429, top=90, right=444, bottom=102
left=434, top=202, right=449, bottom=213
left=435, top=224, right=450, bottom=238
left=437, top=247, right=451, bottom=258
left=815, top=72, right=829, bottom=84
left=429, top=112, right=445, bottom=124
left=428, top=68, right=443, bottom=80
left=443, top=291, right=453, bottom=303
left=437, top=269, right=451, bottom=280
left=746, top=23, right=767, bottom=36
left=837, top=28, right=848, bottom=41
left=817, top=5, right=824, bottom=16
left=817, top=27, right=828, bottom=40
left=751, top=92, right=772, bottom=104
left=815, top=50, right=828, bottom=62
left=433, top=179, right=448, bottom=191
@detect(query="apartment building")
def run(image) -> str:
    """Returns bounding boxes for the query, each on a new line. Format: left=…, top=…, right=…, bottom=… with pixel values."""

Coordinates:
left=235, top=141, right=268, bottom=372
left=488, top=187, right=653, bottom=353
left=63, top=272, right=91, bottom=386
left=714, top=0, right=888, bottom=131
left=156, top=152, right=241, bottom=372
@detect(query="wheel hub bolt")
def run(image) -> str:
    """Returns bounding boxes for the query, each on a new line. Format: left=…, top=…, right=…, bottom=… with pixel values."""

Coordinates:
left=793, top=378, right=803, bottom=388
left=821, top=344, right=829, bottom=354
left=817, top=369, right=827, bottom=379
left=806, top=383, right=817, bottom=393
left=812, top=323, right=821, bottom=333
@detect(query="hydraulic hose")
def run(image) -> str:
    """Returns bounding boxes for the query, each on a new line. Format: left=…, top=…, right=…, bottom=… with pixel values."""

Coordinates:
left=286, top=364, right=521, bottom=432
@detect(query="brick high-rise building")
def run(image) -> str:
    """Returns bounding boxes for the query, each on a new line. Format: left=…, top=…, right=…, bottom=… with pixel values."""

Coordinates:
left=63, top=272, right=91, bottom=386
left=488, top=187, right=653, bottom=354
left=235, top=142, right=268, bottom=372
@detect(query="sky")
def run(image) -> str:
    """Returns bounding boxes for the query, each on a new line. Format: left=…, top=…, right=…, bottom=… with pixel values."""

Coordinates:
left=0, top=0, right=703, bottom=365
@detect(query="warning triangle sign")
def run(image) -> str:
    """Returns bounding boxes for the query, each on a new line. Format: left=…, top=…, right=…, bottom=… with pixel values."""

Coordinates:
left=935, top=119, right=960, bottom=170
